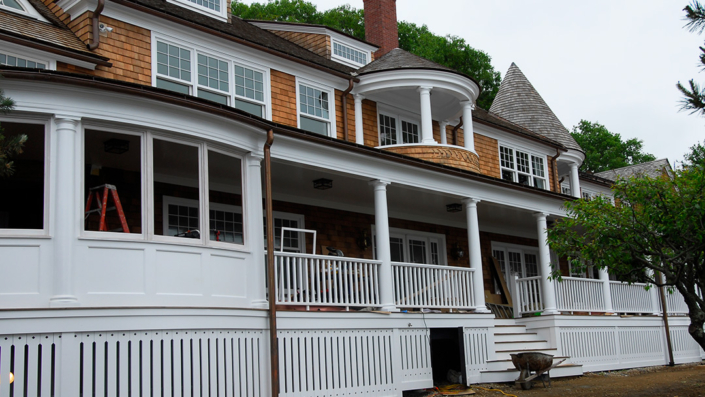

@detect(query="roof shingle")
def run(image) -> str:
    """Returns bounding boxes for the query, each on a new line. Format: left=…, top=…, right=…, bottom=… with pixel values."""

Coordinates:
left=594, top=158, right=672, bottom=181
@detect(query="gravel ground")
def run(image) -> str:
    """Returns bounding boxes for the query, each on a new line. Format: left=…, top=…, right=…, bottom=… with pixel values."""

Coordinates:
left=406, top=362, right=705, bottom=397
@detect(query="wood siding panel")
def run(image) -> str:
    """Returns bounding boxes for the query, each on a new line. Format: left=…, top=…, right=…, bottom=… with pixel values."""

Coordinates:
left=475, top=134, right=500, bottom=179
left=271, top=69, right=298, bottom=127
left=334, top=90, right=355, bottom=141
left=268, top=31, right=330, bottom=59
left=361, top=99, right=378, bottom=147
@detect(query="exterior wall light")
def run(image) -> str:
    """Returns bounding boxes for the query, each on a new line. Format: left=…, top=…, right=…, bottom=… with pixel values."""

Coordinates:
left=313, top=178, right=333, bottom=190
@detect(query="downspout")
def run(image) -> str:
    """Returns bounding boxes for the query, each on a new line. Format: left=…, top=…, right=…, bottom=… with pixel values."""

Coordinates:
left=452, top=117, right=463, bottom=146
left=341, top=78, right=354, bottom=142
left=264, top=129, right=280, bottom=395
left=550, top=149, right=562, bottom=193
left=87, top=0, right=106, bottom=51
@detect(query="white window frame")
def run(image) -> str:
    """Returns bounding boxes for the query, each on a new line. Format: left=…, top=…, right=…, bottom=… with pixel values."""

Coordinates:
left=295, top=78, right=336, bottom=138
left=0, top=116, right=51, bottom=238
left=331, top=39, right=370, bottom=68
left=491, top=242, right=541, bottom=286
left=151, top=34, right=272, bottom=120
left=162, top=196, right=244, bottom=248
left=166, top=0, right=227, bottom=21
left=0, top=49, right=51, bottom=70
left=264, top=211, right=306, bottom=253
left=373, top=227, right=447, bottom=266
left=0, top=0, right=49, bottom=21
left=376, top=106, right=421, bottom=147
left=80, top=126, right=249, bottom=251
left=498, top=143, right=548, bottom=190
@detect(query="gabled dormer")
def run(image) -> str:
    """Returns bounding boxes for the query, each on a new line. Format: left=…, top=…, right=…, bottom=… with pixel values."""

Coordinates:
left=247, top=20, right=378, bottom=68
left=0, top=0, right=49, bottom=22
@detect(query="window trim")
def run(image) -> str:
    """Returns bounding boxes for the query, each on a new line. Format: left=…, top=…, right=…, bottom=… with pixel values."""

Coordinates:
left=166, top=0, right=228, bottom=21
left=0, top=49, right=51, bottom=70
left=373, top=227, right=447, bottom=266
left=265, top=211, right=306, bottom=253
left=295, top=78, right=336, bottom=138
left=330, top=39, right=370, bottom=68
left=0, top=0, right=49, bottom=21
left=497, top=143, right=549, bottom=190
left=0, top=116, right=51, bottom=238
left=376, top=106, right=421, bottom=147
left=151, top=34, right=272, bottom=120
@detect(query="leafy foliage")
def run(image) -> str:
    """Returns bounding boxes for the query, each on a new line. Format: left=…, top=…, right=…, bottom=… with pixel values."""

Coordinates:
left=571, top=120, right=656, bottom=173
left=231, top=0, right=501, bottom=109
left=677, top=1, right=705, bottom=116
left=0, top=87, right=25, bottom=178
left=547, top=145, right=705, bottom=350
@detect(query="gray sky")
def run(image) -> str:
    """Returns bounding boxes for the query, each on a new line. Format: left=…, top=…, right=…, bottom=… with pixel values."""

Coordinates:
left=240, top=0, right=705, bottom=165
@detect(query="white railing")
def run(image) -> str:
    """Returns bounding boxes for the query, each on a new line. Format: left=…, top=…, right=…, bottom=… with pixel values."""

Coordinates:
left=609, top=281, right=655, bottom=314
left=515, top=276, right=543, bottom=314
left=554, top=277, right=606, bottom=313
left=663, top=288, right=689, bottom=315
left=392, top=262, right=474, bottom=309
left=273, top=252, right=381, bottom=308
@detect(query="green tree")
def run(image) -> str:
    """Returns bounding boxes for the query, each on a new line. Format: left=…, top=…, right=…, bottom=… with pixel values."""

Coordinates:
left=677, top=1, right=705, bottom=116
left=232, top=0, right=501, bottom=109
left=547, top=144, right=705, bottom=351
left=0, top=87, right=25, bottom=178
left=571, top=120, right=656, bottom=173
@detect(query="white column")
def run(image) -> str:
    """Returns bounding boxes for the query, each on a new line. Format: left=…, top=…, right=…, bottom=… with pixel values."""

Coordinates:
left=246, top=152, right=268, bottom=308
left=370, top=180, right=397, bottom=311
left=534, top=212, right=559, bottom=314
left=354, top=94, right=365, bottom=145
left=460, top=100, right=475, bottom=152
left=463, top=198, right=490, bottom=313
left=439, top=120, right=448, bottom=145
left=50, top=116, right=80, bottom=307
left=418, top=86, right=436, bottom=145
left=569, top=162, right=581, bottom=198
left=598, top=268, right=615, bottom=314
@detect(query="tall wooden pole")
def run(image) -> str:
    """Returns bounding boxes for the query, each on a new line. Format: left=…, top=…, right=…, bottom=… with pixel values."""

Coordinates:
left=657, top=272, right=675, bottom=366
left=264, top=129, right=279, bottom=395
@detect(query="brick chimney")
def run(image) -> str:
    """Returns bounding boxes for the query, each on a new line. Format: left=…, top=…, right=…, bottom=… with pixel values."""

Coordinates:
left=364, top=0, right=398, bottom=59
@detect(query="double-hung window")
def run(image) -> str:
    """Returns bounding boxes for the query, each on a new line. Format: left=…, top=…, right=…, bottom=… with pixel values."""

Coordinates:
left=499, top=145, right=548, bottom=189
left=154, top=37, right=269, bottom=118
left=492, top=243, right=540, bottom=291
left=298, top=82, right=331, bottom=136
left=377, top=110, right=420, bottom=146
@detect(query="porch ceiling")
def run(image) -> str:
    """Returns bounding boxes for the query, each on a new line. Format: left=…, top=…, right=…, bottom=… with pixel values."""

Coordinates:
left=366, top=88, right=463, bottom=122
left=269, top=160, right=543, bottom=237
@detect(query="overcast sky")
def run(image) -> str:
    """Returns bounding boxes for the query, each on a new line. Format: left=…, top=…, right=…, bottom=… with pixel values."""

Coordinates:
left=241, top=0, right=704, bottom=165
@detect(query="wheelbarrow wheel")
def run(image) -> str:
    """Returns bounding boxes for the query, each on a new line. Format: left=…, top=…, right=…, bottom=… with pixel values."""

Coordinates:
left=520, top=369, right=533, bottom=390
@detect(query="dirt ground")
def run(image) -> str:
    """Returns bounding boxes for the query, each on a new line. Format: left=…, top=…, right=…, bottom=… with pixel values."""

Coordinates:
left=409, top=362, right=705, bottom=397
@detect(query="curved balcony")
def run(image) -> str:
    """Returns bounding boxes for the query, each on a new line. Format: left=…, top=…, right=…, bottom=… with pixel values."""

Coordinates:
left=381, top=143, right=480, bottom=173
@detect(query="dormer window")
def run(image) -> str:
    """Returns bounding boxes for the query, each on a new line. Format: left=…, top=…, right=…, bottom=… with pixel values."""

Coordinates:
left=0, top=0, right=23, bottom=11
left=187, top=0, right=219, bottom=12
left=167, top=0, right=226, bottom=20
left=0, top=0, right=48, bottom=21
left=0, top=52, right=47, bottom=69
left=332, top=41, right=368, bottom=67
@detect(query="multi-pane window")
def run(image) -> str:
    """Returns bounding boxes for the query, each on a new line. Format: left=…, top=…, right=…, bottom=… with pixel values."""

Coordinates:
left=378, top=112, right=420, bottom=146
left=0, top=52, right=46, bottom=69
left=298, top=84, right=330, bottom=135
left=499, top=145, right=548, bottom=189
left=492, top=244, right=541, bottom=287
left=332, top=42, right=367, bottom=66
left=234, top=65, right=265, bottom=117
left=401, top=121, right=419, bottom=144
left=379, top=114, right=397, bottom=146
left=156, top=41, right=191, bottom=94
left=263, top=213, right=304, bottom=252
left=186, top=0, right=219, bottom=12
left=374, top=228, right=447, bottom=265
left=0, top=0, right=23, bottom=11
left=153, top=39, right=268, bottom=117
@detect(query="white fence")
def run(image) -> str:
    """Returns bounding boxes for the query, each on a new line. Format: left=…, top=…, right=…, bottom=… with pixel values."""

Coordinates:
left=555, top=277, right=606, bottom=313
left=273, top=252, right=381, bottom=308
left=392, top=262, right=475, bottom=309
left=610, top=282, right=655, bottom=314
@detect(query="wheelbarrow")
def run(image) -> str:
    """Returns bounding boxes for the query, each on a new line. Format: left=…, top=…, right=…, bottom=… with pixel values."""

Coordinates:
left=510, top=352, right=566, bottom=390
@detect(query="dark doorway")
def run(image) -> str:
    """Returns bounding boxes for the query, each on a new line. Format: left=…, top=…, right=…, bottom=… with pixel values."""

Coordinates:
left=430, top=328, right=465, bottom=384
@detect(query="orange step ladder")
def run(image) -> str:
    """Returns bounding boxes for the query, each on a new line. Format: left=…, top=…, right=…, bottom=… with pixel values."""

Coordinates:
left=84, top=184, right=130, bottom=233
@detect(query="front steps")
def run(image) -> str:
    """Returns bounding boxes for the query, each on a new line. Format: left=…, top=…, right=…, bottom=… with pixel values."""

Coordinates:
left=479, top=318, right=583, bottom=383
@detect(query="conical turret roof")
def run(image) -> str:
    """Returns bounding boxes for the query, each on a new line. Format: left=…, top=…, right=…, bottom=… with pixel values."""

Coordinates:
left=489, top=63, right=582, bottom=152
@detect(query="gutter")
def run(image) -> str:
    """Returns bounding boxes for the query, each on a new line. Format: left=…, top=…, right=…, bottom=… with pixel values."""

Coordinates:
left=87, top=0, right=106, bottom=51
left=452, top=117, right=463, bottom=146
left=341, top=78, right=354, bottom=141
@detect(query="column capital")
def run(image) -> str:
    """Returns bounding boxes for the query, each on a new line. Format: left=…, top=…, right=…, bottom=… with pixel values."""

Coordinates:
left=245, top=151, right=265, bottom=163
left=462, top=197, right=481, bottom=206
left=460, top=100, right=475, bottom=111
left=417, top=86, right=433, bottom=94
left=533, top=212, right=550, bottom=220
left=368, top=179, right=391, bottom=189
left=353, top=93, right=365, bottom=101
left=569, top=161, right=580, bottom=169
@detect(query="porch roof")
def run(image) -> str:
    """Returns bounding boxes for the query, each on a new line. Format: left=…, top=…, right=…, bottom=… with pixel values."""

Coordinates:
left=0, top=67, right=577, bottom=204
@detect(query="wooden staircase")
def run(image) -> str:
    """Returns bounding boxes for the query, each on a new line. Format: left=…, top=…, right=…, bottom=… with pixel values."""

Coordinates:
left=479, top=318, right=583, bottom=383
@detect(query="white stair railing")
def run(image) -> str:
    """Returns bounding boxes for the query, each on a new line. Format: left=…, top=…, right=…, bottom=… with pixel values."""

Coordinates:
left=609, top=281, right=655, bottom=314
left=273, top=252, right=382, bottom=308
left=515, top=276, right=543, bottom=314
left=392, top=262, right=475, bottom=309
left=554, top=277, right=606, bottom=313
